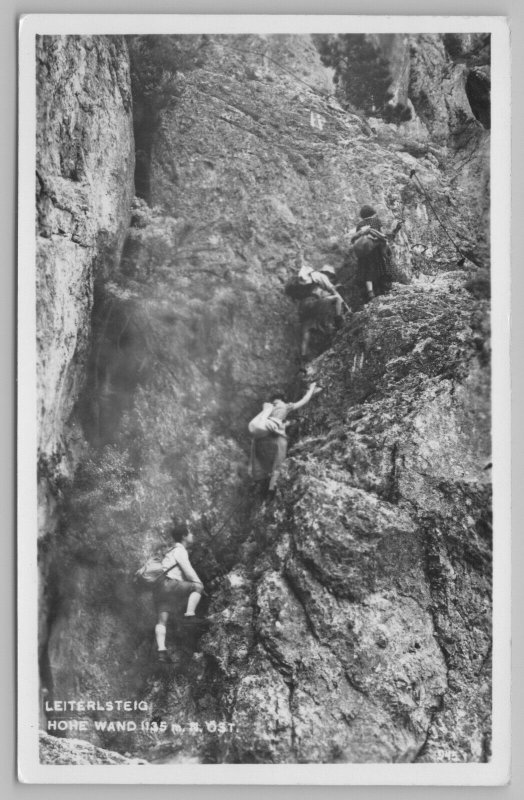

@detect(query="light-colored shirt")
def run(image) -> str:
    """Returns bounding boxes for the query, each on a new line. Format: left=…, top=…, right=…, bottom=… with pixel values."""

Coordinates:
left=310, top=270, right=337, bottom=294
left=161, top=542, right=202, bottom=584
left=298, top=265, right=337, bottom=297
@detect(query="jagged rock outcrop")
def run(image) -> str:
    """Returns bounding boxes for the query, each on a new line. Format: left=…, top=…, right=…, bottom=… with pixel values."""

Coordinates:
left=37, top=33, right=491, bottom=764
left=362, top=33, right=491, bottom=269
left=366, top=33, right=491, bottom=139
left=197, top=273, right=491, bottom=763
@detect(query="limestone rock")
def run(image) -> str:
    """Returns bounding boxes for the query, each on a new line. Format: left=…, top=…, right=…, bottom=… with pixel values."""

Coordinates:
left=35, top=33, right=135, bottom=722
left=36, top=34, right=492, bottom=764
left=197, top=275, right=490, bottom=763
left=36, top=35, right=134, bottom=488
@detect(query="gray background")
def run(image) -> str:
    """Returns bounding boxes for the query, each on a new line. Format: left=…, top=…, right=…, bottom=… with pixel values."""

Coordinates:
left=4, top=0, right=521, bottom=796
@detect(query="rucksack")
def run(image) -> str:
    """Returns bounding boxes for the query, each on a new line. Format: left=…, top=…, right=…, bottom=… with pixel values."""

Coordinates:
left=284, top=276, right=315, bottom=301
left=353, top=234, right=377, bottom=257
left=248, top=403, right=285, bottom=439
left=133, top=552, right=174, bottom=589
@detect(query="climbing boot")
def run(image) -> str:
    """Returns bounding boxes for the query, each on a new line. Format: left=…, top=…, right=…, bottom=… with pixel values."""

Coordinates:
left=265, top=488, right=276, bottom=503
left=182, top=616, right=209, bottom=629
left=157, top=650, right=173, bottom=664
left=366, top=289, right=375, bottom=301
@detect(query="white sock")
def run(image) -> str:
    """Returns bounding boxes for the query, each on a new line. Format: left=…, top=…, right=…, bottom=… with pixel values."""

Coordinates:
left=155, top=623, right=167, bottom=650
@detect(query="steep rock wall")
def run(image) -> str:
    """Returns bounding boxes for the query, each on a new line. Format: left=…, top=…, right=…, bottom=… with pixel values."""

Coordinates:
left=36, top=34, right=135, bottom=512
left=195, top=273, right=491, bottom=763
left=365, top=32, right=490, bottom=268
left=36, top=34, right=135, bottom=687
left=38, top=34, right=491, bottom=764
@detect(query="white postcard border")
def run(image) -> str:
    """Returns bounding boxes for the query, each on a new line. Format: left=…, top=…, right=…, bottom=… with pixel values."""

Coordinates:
left=18, top=13, right=511, bottom=785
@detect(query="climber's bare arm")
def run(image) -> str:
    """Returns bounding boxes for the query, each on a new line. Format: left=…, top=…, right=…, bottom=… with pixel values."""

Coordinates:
left=388, top=221, right=403, bottom=238
left=289, top=382, right=322, bottom=411
left=176, top=548, right=203, bottom=587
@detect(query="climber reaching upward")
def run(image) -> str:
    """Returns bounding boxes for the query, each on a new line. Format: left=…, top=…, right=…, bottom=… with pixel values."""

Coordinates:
left=249, top=382, right=322, bottom=498
left=153, top=519, right=205, bottom=663
left=351, top=205, right=402, bottom=302
left=285, top=262, right=347, bottom=358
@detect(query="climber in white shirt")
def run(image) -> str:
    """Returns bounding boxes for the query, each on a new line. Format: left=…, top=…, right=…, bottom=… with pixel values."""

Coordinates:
left=153, top=519, right=204, bottom=663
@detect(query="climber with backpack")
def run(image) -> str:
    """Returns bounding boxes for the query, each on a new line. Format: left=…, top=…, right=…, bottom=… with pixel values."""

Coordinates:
left=351, top=205, right=402, bottom=302
left=248, top=381, right=322, bottom=498
left=149, top=518, right=205, bottom=663
left=285, top=258, right=349, bottom=358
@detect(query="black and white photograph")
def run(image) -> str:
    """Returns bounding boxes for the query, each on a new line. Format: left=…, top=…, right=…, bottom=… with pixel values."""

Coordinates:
left=17, top=14, right=510, bottom=783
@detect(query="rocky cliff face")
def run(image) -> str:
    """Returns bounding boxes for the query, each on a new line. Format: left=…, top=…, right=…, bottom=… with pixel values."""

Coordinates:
left=36, top=33, right=135, bottom=678
left=198, top=273, right=491, bottom=763
left=36, top=34, right=134, bottom=523
left=37, top=33, right=491, bottom=764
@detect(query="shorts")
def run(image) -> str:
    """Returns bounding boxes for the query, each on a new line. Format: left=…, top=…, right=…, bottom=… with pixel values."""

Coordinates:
left=298, top=296, right=336, bottom=326
left=250, top=434, right=288, bottom=480
left=154, top=578, right=203, bottom=614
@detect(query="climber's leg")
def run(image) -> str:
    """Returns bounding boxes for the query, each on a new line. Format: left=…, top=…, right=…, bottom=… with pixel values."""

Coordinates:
left=184, top=587, right=203, bottom=617
left=375, top=246, right=392, bottom=296
left=333, top=296, right=343, bottom=328
left=268, top=469, right=280, bottom=491
left=365, top=280, right=375, bottom=300
left=301, top=324, right=311, bottom=358
left=267, top=437, right=288, bottom=492
left=155, top=611, right=169, bottom=651
left=179, top=582, right=208, bottom=629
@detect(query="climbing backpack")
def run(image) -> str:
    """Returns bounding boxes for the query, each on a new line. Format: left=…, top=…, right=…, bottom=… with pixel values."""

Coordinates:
left=248, top=404, right=278, bottom=439
left=284, top=275, right=315, bottom=301
left=133, top=553, right=174, bottom=590
left=351, top=225, right=388, bottom=246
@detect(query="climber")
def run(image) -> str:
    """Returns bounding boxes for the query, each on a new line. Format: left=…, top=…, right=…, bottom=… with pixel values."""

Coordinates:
left=153, top=518, right=205, bottom=663
left=249, top=382, right=322, bottom=498
left=351, top=205, right=402, bottom=302
left=286, top=261, right=346, bottom=358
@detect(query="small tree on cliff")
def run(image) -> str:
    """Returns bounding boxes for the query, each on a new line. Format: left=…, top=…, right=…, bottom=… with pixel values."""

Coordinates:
left=314, top=34, right=392, bottom=117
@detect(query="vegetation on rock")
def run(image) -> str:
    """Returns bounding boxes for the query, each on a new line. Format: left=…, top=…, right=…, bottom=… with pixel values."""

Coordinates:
left=314, top=34, right=395, bottom=118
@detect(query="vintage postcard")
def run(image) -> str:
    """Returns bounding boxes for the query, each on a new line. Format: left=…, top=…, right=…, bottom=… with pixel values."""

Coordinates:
left=18, top=14, right=510, bottom=783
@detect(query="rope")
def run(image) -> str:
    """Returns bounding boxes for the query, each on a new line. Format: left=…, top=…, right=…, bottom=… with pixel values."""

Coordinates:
left=205, top=43, right=481, bottom=274
left=200, top=42, right=480, bottom=273
left=409, top=169, right=481, bottom=268
left=212, top=39, right=331, bottom=102
left=208, top=39, right=370, bottom=137
left=331, top=286, right=352, bottom=315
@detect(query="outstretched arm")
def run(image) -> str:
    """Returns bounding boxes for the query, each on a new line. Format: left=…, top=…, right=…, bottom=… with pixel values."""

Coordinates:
left=388, top=221, right=403, bottom=239
left=313, top=271, right=336, bottom=294
left=289, top=382, right=322, bottom=412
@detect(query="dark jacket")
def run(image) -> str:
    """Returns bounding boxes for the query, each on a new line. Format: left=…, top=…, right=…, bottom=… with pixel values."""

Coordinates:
left=356, top=214, right=383, bottom=232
